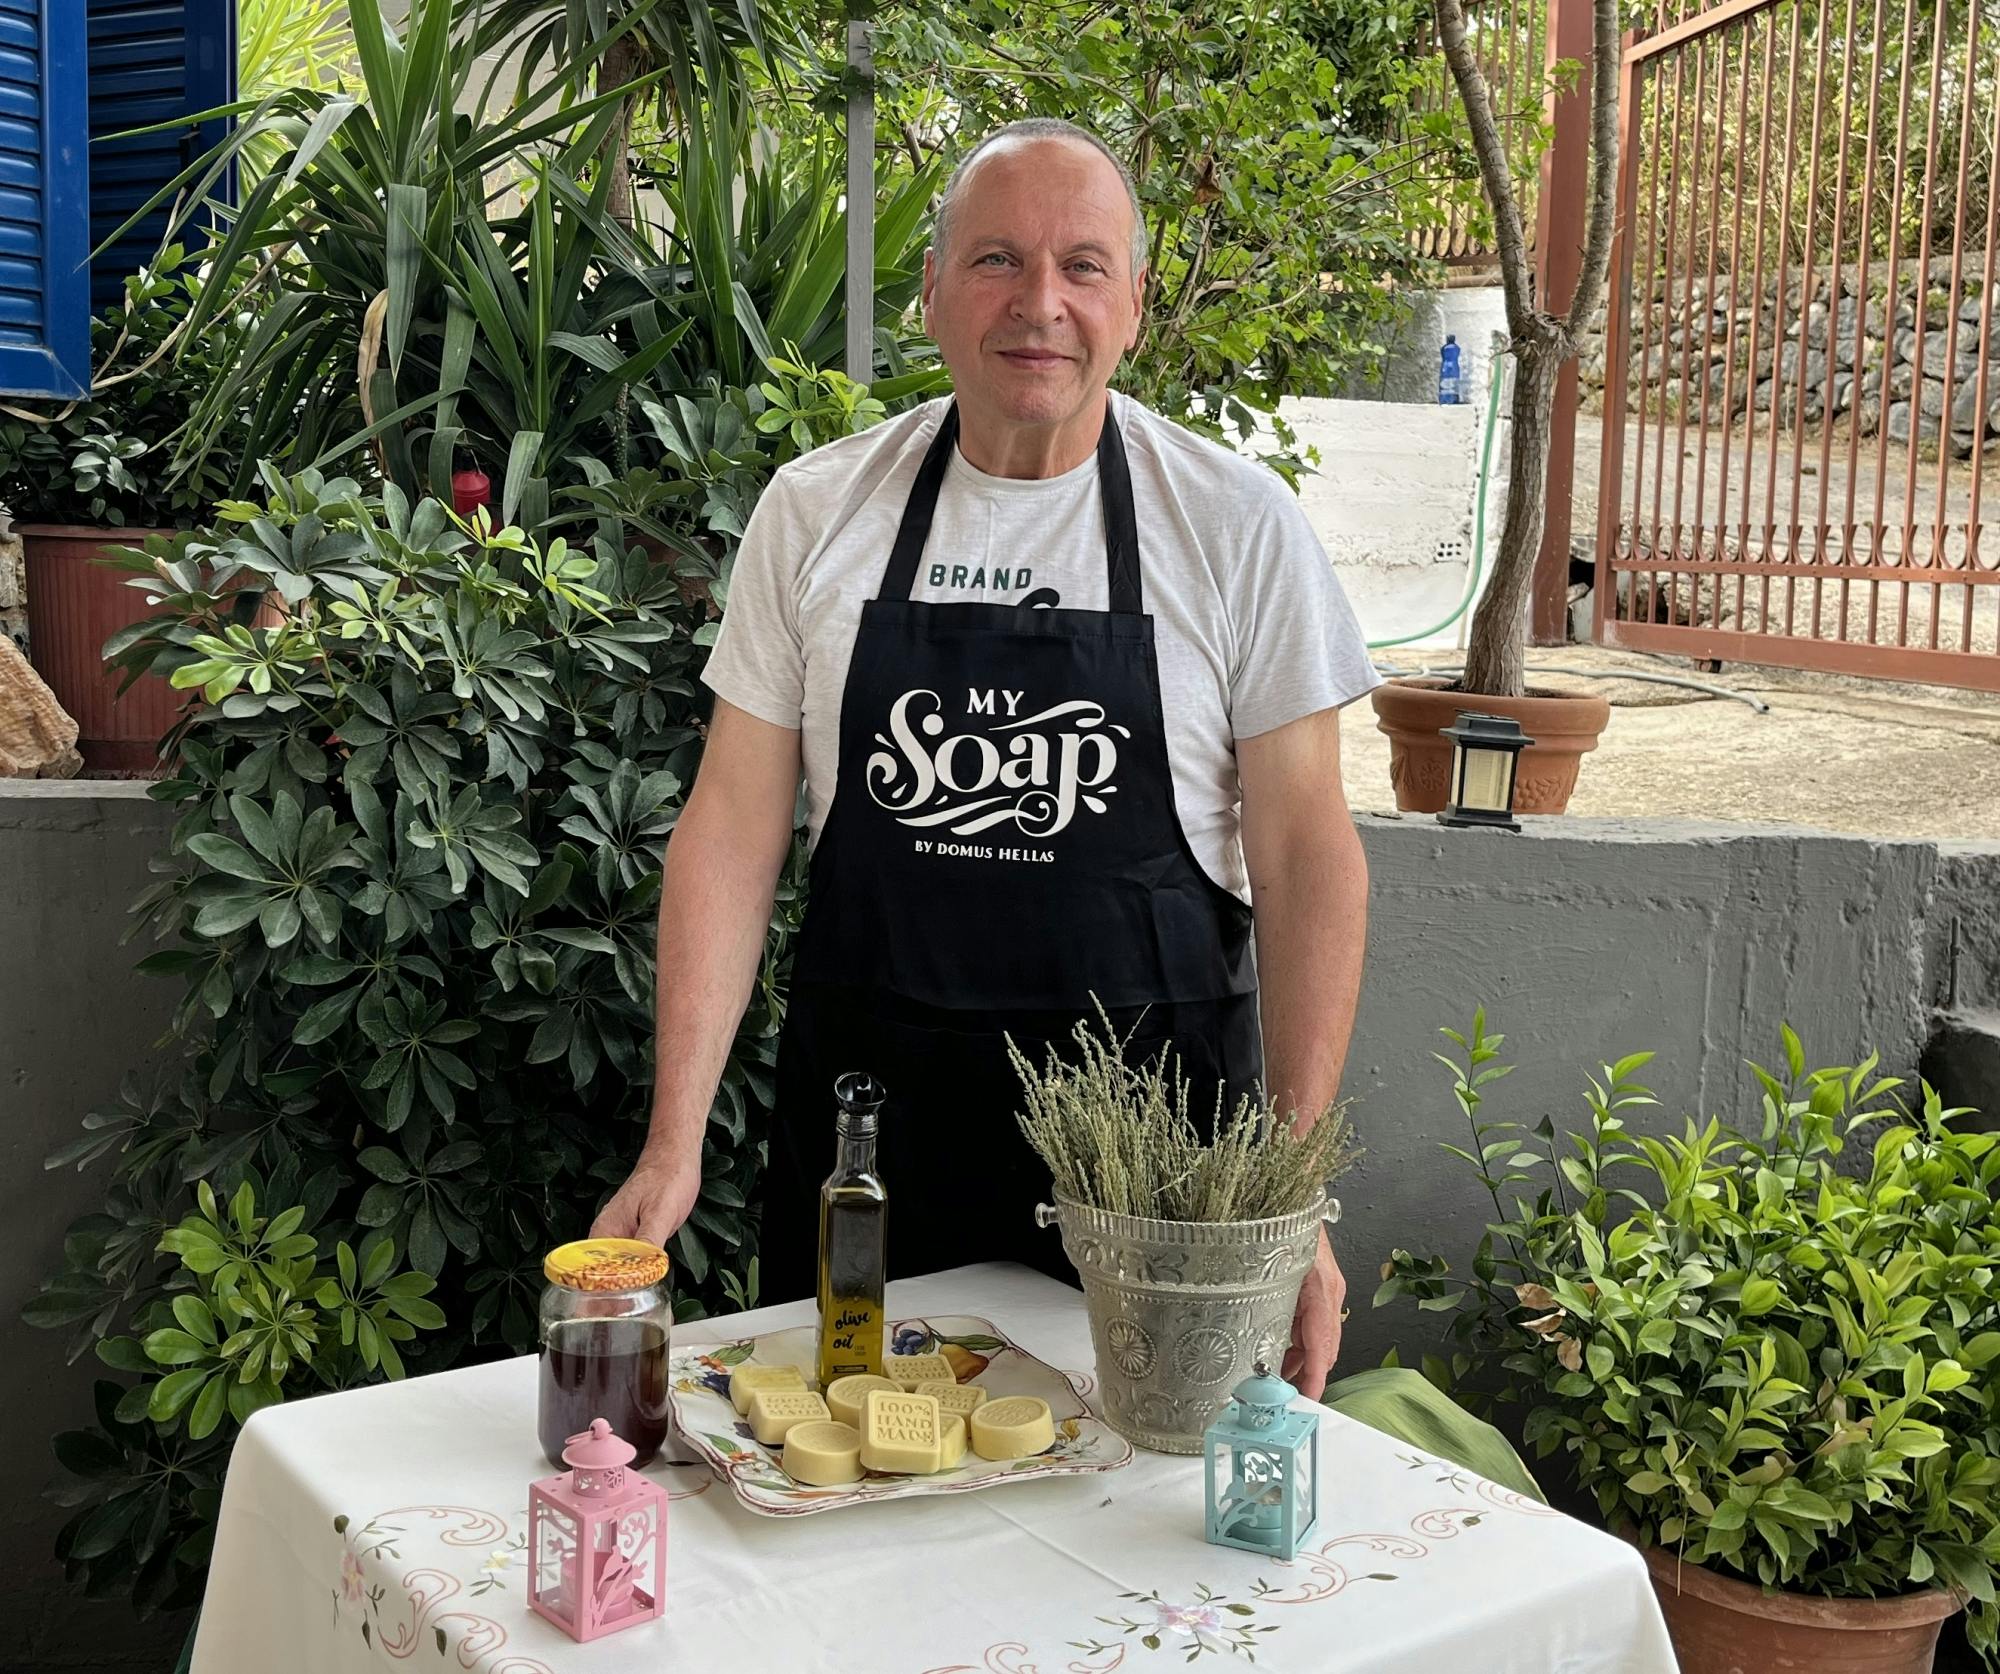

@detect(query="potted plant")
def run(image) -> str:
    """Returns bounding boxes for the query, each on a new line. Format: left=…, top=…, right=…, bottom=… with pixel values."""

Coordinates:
left=1012, top=1008, right=1357, bottom=1453
left=1378, top=1012, right=1999, bottom=1673
left=1370, top=0, right=1622, bottom=814
left=0, top=258, right=254, bottom=771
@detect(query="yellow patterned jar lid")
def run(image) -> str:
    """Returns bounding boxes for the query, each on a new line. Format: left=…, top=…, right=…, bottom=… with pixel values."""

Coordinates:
left=543, top=1238, right=670, bottom=1292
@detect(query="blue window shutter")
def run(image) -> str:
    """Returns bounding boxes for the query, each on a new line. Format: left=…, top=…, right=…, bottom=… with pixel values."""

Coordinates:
left=86, top=0, right=235, bottom=312
left=0, top=0, right=89, bottom=400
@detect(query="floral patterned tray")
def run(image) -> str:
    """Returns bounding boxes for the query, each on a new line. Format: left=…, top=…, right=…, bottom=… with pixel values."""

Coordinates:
left=668, top=1313, right=1132, bottom=1516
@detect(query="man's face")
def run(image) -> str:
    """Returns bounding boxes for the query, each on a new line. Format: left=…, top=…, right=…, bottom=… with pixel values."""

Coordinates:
left=921, top=137, right=1146, bottom=434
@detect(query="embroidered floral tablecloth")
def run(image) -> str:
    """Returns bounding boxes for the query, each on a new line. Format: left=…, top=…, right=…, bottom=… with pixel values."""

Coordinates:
left=191, top=1262, right=1678, bottom=1674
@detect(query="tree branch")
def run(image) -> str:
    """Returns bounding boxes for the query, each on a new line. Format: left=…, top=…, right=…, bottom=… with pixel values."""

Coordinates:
left=1565, top=0, right=1622, bottom=338
left=1434, top=0, right=1534, bottom=331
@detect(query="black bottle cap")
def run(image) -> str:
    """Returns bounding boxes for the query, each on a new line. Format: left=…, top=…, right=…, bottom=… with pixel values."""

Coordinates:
left=834, top=1071, right=887, bottom=1115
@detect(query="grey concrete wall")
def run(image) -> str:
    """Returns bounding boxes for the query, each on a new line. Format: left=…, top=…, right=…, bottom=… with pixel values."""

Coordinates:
left=1, top=785, right=1992, bottom=1666
left=1335, top=812, right=1992, bottom=1372
left=1923, top=1011, right=2000, bottom=1126
left=1931, top=841, right=2000, bottom=1013
left=0, top=783, right=185, bottom=1672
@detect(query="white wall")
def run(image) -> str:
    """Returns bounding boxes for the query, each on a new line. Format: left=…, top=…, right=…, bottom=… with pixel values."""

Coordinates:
left=1276, top=378, right=1511, bottom=654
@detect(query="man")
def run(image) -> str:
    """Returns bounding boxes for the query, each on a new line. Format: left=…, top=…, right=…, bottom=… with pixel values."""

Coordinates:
left=594, top=117, right=1376, bottom=1397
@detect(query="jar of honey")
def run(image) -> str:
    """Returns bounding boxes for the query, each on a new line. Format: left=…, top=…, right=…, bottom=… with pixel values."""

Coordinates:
left=538, top=1238, right=672, bottom=1470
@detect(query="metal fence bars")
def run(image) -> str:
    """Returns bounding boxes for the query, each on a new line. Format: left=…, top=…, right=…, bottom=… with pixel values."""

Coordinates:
left=1593, top=0, right=2000, bottom=689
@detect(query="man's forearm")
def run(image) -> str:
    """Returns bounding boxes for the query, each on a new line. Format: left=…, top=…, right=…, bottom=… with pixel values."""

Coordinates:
left=642, top=812, right=787, bottom=1163
left=1253, top=820, right=1369, bottom=1130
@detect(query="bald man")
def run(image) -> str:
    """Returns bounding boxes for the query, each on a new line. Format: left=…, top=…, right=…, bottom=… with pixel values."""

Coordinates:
left=595, top=117, right=1375, bottom=1396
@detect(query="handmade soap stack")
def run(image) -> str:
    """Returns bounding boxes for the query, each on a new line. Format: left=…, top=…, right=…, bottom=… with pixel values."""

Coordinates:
left=724, top=1354, right=1056, bottom=1488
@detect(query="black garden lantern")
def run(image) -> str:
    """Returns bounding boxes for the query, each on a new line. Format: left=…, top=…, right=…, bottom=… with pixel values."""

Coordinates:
left=1437, top=713, right=1533, bottom=832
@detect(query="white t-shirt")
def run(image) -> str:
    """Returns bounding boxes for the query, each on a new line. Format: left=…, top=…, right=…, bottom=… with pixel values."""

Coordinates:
left=701, top=391, right=1379, bottom=902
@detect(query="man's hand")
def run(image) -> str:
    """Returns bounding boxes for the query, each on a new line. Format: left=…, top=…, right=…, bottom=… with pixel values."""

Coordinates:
left=1282, top=1229, right=1346, bottom=1400
left=590, top=1146, right=702, bottom=1248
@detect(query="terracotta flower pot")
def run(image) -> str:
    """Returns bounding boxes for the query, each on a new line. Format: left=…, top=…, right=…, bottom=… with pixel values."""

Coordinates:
left=1368, top=676, right=1611, bottom=816
left=1641, top=1543, right=1960, bottom=1674
left=20, top=524, right=180, bottom=774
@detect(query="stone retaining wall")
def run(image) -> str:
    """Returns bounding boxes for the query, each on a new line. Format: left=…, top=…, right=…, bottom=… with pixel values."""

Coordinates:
left=1578, top=255, right=2000, bottom=454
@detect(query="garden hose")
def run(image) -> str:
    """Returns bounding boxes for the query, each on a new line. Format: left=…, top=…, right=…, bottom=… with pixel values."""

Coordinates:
left=1370, top=661, right=1771, bottom=714
left=1365, top=331, right=1508, bottom=652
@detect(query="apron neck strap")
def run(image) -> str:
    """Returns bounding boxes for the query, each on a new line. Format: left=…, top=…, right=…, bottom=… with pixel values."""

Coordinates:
left=880, top=400, right=1144, bottom=612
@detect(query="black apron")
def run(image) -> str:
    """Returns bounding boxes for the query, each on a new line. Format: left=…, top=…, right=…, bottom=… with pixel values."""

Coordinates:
left=759, top=401, right=1263, bottom=1298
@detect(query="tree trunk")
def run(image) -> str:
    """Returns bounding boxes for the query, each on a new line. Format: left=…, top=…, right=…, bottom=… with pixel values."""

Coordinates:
left=1461, top=332, right=1562, bottom=698
left=600, top=37, right=643, bottom=232
left=1436, top=0, right=1622, bottom=700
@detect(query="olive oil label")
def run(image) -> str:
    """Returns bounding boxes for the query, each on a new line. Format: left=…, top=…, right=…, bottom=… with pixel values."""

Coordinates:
left=818, top=1297, right=883, bottom=1383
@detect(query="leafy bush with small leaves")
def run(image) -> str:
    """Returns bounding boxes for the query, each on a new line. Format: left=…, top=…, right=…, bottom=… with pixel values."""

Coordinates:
left=40, top=1178, right=439, bottom=1610
left=1378, top=1013, right=2000, bottom=1663
left=0, top=257, right=257, bottom=528
left=825, top=0, right=1442, bottom=480
left=25, top=474, right=803, bottom=1612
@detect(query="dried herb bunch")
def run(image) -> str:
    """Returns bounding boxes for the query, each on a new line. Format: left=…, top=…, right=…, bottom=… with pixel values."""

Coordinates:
left=1008, top=1005, right=1357, bottom=1223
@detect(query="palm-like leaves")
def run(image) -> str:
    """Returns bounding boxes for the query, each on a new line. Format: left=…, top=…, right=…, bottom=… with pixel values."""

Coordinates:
left=459, top=0, right=783, bottom=114
left=234, top=0, right=358, bottom=187
left=110, top=0, right=688, bottom=503
left=104, top=0, right=937, bottom=547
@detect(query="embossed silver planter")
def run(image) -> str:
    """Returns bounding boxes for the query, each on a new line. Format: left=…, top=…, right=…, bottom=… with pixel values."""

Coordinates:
left=1036, top=1194, right=1337, bottom=1454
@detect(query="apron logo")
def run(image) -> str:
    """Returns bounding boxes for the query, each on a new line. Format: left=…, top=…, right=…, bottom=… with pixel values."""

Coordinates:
left=867, top=688, right=1128, bottom=838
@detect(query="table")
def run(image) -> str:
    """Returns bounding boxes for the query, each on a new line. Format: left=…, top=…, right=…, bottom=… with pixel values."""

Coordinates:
left=192, top=1263, right=1679, bottom=1674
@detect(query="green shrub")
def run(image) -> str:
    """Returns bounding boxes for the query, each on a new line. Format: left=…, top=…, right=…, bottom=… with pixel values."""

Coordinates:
left=0, top=257, right=259, bottom=528
left=1379, top=1013, right=2000, bottom=1662
left=24, top=467, right=804, bottom=1608
left=36, top=1175, right=439, bottom=1609
left=808, top=0, right=1439, bottom=478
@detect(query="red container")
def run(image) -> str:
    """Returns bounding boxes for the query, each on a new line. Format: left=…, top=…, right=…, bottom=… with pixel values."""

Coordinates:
left=20, top=523, right=180, bottom=774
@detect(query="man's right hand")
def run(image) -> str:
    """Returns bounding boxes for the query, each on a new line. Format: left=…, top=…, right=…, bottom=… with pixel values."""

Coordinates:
left=590, top=1148, right=702, bottom=1248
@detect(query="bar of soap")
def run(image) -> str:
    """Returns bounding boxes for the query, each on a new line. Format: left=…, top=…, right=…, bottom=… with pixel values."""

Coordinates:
left=884, top=1351, right=957, bottom=1390
left=969, top=1395, right=1056, bottom=1461
left=826, top=1373, right=901, bottom=1430
left=916, top=1380, right=988, bottom=1419
left=748, top=1389, right=831, bottom=1445
left=859, top=1389, right=944, bottom=1474
left=730, top=1364, right=807, bottom=1415
left=783, top=1420, right=863, bottom=1486
left=940, top=1414, right=967, bottom=1469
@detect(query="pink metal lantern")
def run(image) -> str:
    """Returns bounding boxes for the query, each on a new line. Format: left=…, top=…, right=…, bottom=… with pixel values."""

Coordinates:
left=528, top=1417, right=668, bottom=1641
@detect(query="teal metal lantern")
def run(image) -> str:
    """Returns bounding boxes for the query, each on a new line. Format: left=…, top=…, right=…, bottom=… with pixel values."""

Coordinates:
left=1203, top=1363, right=1319, bottom=1560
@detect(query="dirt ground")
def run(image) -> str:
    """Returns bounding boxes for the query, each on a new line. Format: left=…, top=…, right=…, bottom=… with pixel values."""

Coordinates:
left=1351, top=402, right=2000, bottom=841
left=1342, top=641, right=2000, bottom=840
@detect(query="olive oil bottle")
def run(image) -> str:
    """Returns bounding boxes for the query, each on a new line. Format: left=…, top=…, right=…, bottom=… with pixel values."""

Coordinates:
left=816, top=1072, right=888, bottom=1383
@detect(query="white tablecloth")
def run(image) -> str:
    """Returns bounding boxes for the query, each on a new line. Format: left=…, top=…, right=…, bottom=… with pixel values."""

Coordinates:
left=192, top=1263, right=1677, bottom=1674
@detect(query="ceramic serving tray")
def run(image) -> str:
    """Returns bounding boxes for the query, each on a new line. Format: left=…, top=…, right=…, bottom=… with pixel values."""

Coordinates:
left=667, top=1313, right=1132, bottom=1516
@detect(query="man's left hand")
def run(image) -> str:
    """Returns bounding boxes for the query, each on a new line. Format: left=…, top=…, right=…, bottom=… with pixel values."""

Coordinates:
left=1282, top=1228, right=1346, bottom=1400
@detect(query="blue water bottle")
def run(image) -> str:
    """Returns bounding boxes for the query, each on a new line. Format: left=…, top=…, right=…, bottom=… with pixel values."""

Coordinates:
left=1438, top=334, right=1463, bottom=405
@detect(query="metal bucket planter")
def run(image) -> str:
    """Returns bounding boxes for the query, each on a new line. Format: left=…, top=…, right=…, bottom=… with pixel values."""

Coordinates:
left=1036, top=1194, right=1337, bottom=1454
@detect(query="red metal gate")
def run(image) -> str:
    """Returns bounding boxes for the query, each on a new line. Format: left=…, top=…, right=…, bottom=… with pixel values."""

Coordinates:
left=1593, top=0, right=2000, bottom=689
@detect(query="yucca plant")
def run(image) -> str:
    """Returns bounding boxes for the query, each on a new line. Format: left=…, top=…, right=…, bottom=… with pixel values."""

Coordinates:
left=235, top=0, right=357, bottom=186
left=546, top=64, right=948, bottom=567
left=647, top=61, right=940, bottom=390
left=113, top=0, right=941, bottom=550
left=459, top=0, right=788, bottom=229
left=106, top=0, right=688, bottom=505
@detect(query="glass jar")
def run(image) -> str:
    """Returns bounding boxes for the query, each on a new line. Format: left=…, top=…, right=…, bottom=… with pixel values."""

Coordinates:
left=538, top=1238, right=673, bottom=1471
